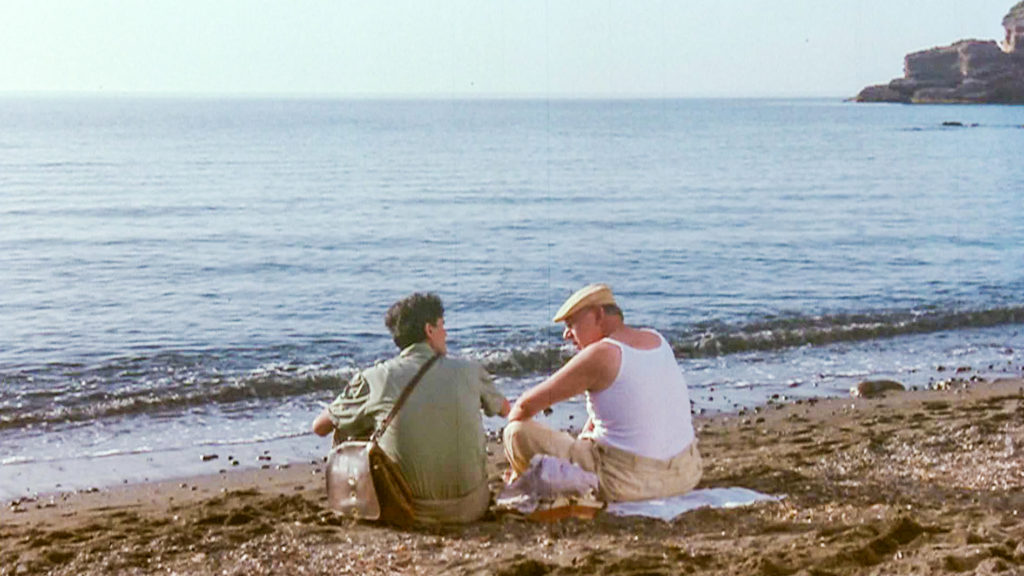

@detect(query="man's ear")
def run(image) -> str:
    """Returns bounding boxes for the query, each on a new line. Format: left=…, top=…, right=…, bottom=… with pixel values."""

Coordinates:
left=424, top=321, right=436, bottom=338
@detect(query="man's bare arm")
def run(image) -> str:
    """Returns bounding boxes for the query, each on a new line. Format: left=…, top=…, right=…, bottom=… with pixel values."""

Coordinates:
left=507, top=343, right=618, bottom=422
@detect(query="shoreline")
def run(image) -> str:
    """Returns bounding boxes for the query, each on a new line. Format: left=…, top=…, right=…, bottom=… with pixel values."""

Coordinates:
left=2, top=377, right=1023, bottom=574
left=3, top=324, right=1021, bottom=504
left=4, top=331, right=1020, bottom=503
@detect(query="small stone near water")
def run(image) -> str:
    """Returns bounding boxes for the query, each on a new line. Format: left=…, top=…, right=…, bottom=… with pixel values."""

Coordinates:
left=851, top=380, right=906, bottom=398
left=943, top=121, right=965, bottom=127
left=257, top=455, right=271, bottom=461
left=201, top=454, right=219, bottom=462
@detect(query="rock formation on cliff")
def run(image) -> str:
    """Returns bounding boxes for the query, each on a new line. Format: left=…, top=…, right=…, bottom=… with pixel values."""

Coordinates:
left=1005, top=1, right=1024, bottom=52
left=855, top=2, right=1024, bottom=103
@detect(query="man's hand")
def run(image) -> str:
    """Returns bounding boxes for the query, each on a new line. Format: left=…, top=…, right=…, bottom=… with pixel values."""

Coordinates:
left=311, top=408, right=334, bottom=437
left=507, top=398, right=530, bottom=422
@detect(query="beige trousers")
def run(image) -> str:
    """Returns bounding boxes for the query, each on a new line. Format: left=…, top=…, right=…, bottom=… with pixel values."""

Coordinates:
left=503, top=419, right=703, bottom=502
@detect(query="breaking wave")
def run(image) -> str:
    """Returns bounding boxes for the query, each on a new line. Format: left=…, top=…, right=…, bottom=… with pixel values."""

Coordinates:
left=668, top=306, right=1024, bottom=357
left=468, top=306, right=1024, bottom=375
left=0, top=366, right=356, bottom=432
left=1, top=305, right=1021, bottom=431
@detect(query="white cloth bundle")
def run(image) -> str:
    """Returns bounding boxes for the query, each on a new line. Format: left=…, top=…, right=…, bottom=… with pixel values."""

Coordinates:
left=496, top=455, right=599, bottom=514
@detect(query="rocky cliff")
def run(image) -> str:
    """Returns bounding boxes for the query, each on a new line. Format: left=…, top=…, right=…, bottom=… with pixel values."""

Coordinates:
left=855, top=40, right=1024, bottom=103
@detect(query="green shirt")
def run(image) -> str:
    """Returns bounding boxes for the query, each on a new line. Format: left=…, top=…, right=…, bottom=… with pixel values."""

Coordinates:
left=328, top=342, right=506, bottom=501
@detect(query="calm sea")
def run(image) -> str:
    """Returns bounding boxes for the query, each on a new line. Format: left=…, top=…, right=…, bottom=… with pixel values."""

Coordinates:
left=1, top=97, right=1023, bottom=498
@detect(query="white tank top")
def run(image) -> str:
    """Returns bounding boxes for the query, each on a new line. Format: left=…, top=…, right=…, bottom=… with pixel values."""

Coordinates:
left=584, top=329, right=695, bottom=460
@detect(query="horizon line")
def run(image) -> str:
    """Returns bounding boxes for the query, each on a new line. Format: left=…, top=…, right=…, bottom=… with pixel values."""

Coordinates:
left=0, top=90, right=853, bottom=101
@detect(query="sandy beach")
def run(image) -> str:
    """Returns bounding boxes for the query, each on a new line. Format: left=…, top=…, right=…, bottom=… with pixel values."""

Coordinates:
left=2, top=376, right=1023, bottom=575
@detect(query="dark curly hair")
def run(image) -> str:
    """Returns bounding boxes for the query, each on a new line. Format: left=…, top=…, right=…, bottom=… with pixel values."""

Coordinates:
left=384, top=292, right=445, bottom=349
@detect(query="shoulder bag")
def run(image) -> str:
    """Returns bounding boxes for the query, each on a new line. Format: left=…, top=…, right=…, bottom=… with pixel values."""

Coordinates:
left=326, top=353, right=440, bottom=527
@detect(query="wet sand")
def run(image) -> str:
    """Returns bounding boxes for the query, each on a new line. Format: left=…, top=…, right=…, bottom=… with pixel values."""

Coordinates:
left=2, top=377, right=1023, bottom=575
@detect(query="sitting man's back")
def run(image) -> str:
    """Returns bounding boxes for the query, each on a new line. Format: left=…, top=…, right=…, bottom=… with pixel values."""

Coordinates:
left=313, top=292, right=509, bottom=523
left=503, top=283, right=701, bottom=501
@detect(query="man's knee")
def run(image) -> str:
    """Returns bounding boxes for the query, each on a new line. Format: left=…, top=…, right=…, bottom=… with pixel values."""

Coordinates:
left=502, top=420, right=527, bottom=450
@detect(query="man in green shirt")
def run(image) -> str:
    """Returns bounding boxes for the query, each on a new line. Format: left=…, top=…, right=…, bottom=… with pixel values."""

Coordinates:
left=312, top=292, right=510, bottom=523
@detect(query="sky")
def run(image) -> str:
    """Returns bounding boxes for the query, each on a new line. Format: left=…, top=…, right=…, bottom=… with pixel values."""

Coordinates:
left=0, top=0, right=1018, bottom=98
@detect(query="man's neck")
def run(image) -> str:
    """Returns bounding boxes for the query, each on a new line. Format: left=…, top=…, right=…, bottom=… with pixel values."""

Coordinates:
left=600, top=318, right=626, bottom=338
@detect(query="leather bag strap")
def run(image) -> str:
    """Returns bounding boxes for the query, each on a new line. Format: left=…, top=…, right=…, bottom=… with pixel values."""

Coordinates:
left=370, top=353, right=440, bottom=444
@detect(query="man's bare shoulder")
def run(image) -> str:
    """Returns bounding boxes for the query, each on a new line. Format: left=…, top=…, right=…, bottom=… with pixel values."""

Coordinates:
left=585, top=339, right=621, bottom=358
left=574, top=340, right=621, bottom=376
left=610, top=326, right=661, bottom=350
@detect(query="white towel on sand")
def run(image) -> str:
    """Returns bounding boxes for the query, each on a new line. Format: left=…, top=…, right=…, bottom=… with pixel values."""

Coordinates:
left=605, top=487, right=781, bottom=521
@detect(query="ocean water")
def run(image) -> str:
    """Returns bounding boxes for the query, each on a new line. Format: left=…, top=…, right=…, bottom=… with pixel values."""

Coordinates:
left=1, top=97, right=1023, bottom=499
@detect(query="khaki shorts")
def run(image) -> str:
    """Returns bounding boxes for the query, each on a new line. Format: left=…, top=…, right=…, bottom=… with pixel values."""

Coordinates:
left=503, top=419, right=702, bottom=502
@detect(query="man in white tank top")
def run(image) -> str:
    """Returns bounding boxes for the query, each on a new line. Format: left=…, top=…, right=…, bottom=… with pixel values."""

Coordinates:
left=503, top=284, right=702, bottom=502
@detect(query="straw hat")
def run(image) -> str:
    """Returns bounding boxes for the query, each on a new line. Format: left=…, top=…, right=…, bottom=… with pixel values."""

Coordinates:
left=552, top=283, right=617, bottom=323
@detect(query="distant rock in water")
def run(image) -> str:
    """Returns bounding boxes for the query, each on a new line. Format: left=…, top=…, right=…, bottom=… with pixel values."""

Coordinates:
left=855, top=2, right=1024, bottom=103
